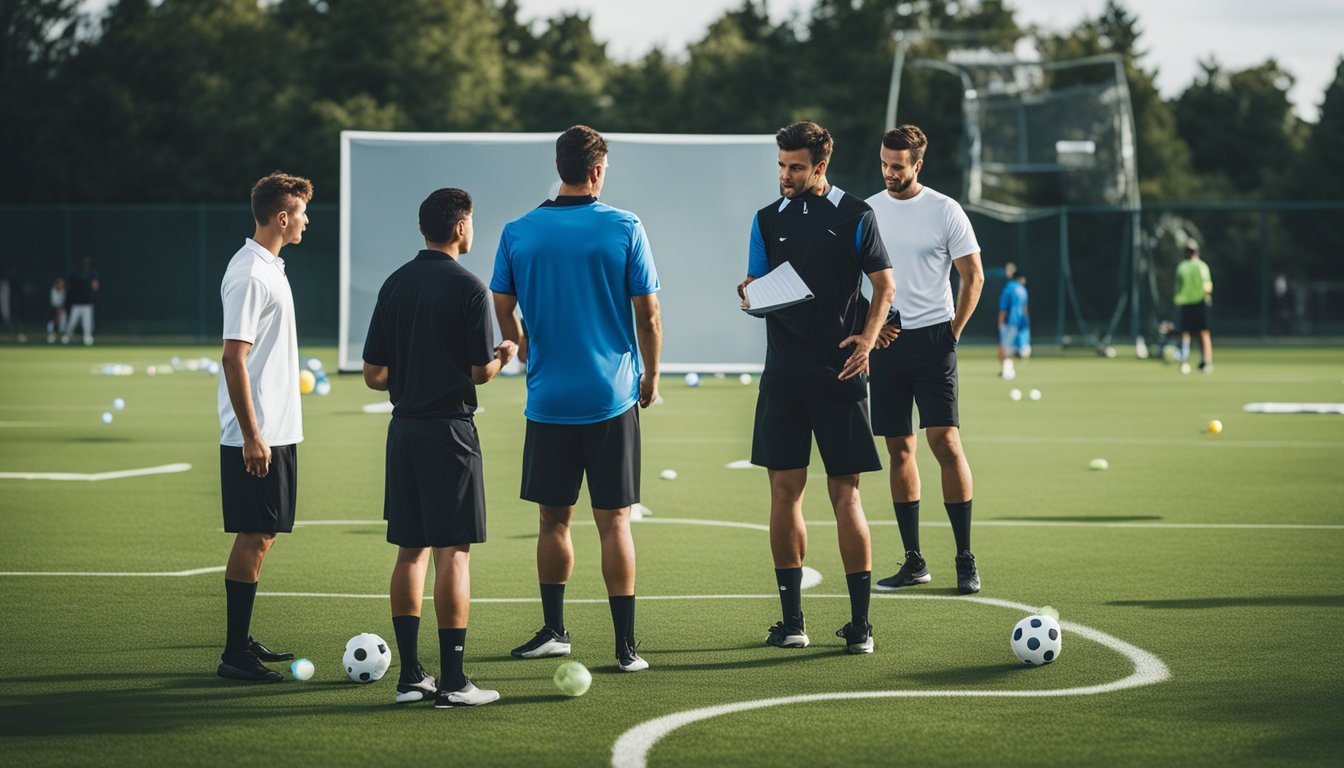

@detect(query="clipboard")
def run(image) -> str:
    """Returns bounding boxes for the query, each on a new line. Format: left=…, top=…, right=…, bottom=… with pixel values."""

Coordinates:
left=742, top=261, right=814, bottom=317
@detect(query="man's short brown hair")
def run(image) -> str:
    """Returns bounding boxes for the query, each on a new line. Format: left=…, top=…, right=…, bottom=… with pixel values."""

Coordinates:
left=881, top=125, right=928, bottom=162
left=556, top=125, right=609, bottom=186
left=420, top=188, right=473, bottom=244
left=776, top=121, right=833, bottom=166
left=250, top=171, right=314, bottom=225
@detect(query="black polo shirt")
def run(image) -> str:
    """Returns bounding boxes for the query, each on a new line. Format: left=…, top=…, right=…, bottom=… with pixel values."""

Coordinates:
left=750, top=187, right=891, bottom=402
left=363, top=250, right=496, bottom=419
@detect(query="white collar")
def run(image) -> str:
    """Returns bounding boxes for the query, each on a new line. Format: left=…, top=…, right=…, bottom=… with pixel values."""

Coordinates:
left=243, top=238, right=284, bottom=266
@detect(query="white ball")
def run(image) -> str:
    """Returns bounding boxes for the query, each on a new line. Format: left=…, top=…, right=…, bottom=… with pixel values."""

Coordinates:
left=1012, top=615, right=1062, bottom=665
left=315, top=379, right=332, bottom=396
left=659, top=469, right=678, bottom=480
left=343, top=633, right=391, bottom=683
left=739, top=373, right=753, bottom=385
left=684, top=372, right=700, bottom=387
left=306, top=357, right=324, bottom=372
left=101, top=411, right=113, bottom=425
left=1089, top=458, right=1109, bottom=471
left=1028, top=389, right=1041, bottom=401
left=113, top=398, right=125, bottom=411
left=290, top=658, right=315, bottom=681
left=147, top=366, right=157, bottom=376
left=553, top=661, right=592, bottom=696
left=1009, top=388, right=1022, bottom=401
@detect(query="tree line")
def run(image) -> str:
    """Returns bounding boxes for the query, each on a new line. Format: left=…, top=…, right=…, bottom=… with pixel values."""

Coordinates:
left=3, top=0, right=1342, bottom=206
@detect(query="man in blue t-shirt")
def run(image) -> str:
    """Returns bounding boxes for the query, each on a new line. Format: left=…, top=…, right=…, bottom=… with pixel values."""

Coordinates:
left=491, top=125, right=662, bottom=673
left=997, top=271, right=1030, bottom=380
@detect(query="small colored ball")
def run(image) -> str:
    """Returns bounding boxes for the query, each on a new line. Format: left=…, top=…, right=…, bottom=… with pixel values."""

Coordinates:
left=101, top=412, right=113, bottom=425
left=290, top=658, right=315, bottom=681
left=684, top=372, right=700, bottom=387
left=553, top=661, right=592, bottom=696
left=1207, top=419, right=1223, bottom=435
left=299, top=370, right=316, bottom=395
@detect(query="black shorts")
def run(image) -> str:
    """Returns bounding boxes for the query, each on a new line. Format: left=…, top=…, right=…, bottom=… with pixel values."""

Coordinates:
left=870, top=322, right=960, bottom=436
left=220, top=444, right=297, bottom=534
left=1179, top=303, right=1209, bottom=333
left=751, top=392, right=882, bottom=476
left=521, top=406, right=640, bottom=509
left=384, top=416, right=486, bottom=548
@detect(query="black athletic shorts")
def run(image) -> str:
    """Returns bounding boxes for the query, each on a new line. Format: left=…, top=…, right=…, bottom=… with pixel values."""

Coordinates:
left=750, top=391, right=882, bottom=476
left=521, top=406, right=640, bottom=509
left=220, top=443, right=297, bottom=534
left=384, top=416, right=486, bottom=548
left=870, top=321, right=960, bottom=436
left=1179, top=303, right=1209, bottom=333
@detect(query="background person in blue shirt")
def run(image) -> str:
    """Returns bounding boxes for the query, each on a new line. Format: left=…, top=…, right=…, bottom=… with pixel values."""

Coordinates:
left=491, top=125, right=662, bottom=673
left=997, top=271, right=1030, bottom=380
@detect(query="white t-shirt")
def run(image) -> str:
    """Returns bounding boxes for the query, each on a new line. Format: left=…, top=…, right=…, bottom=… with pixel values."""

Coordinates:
left=865, top=186, right=980, bottom=330
left=218, top=238, right=303, bottom=447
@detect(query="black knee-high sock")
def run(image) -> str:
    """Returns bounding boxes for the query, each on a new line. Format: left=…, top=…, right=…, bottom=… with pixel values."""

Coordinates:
left=945, top=500, right=973, bottom=553
left=775, top=567, right=803, bottom=626
left=224, top=578, right=257, bottom=656
left=541, top=583, right=566, bottom=633
left=845, top=571, right=871, bottom=625
left=894, top=500, right=921, bottom=553
left=608, top=595, right=635, bottom=651
left=439, top=627, right=467, bottom=692
left=392, top=614, right=420, bottom=682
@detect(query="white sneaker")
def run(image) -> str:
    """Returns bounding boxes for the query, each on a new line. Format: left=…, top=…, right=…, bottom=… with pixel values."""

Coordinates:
left=510, top=627, right=571, bottom=659
left=393, top=665, right=437, bottom=704
left=434, top=679, right=499, bottom=708
left=618, top=640, right=649, bottom=672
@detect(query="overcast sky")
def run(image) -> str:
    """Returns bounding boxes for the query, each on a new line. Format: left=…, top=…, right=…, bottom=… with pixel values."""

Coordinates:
left=515, top=0, right=1343, bottom=122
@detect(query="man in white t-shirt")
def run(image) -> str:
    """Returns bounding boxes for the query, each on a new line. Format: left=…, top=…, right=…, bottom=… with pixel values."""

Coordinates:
left=865, top=125, right=986, bottom=595
left=216, top=171, right=313, bottom=682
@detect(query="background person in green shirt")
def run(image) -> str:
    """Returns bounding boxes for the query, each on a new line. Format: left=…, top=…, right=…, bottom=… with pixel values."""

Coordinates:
left=1174, top=240, right=1214, bottom=374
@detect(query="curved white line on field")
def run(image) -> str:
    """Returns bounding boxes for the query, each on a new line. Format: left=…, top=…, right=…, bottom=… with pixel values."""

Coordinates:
left=610, top=594, right=1171, bottom=768
left=0, top=463, right=193, bottom=481
left=0, top=565, right=225, bottom=577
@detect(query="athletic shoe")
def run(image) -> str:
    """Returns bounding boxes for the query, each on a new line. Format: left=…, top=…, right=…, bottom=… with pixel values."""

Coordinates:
left=617, top=639, right=649, bottom=672
left=248, top=636, right=295, bottom=663
left=955, top=550, right=981, bottom=594
left=217, top=649, right=283, bottom=682
left=510, top=627, right=571, bottom=659
left=1200, top=362, right=1214, bottom=375
left=835, top=620, right=874, bottom=654
left=433, top=678, right=500, bottom=708
left=394, top=664, right=437, bottom=704
left=765, top=619, right=809, bottom=648
left=874, top=550, right=931, bottom=591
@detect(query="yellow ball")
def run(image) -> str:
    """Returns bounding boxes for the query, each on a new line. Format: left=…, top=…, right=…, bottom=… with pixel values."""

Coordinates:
left=299, top=369, right=316, bottom=395
left=1207, top=419, right=1223, bottom=435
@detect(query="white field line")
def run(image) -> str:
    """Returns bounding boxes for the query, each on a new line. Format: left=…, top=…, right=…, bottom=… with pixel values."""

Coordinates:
left=0, top=463, right=192, bottom=481
left=293, top=517, right=1344, bottom=531
left=0, top=565, right=225, bottom=577
left=610, top=594, right=1171, bottom=768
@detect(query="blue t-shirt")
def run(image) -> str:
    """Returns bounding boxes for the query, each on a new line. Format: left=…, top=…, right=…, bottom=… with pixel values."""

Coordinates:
left=491, top=196, right=660, bottom=424
left=999, top=280, right=1028, bottom=327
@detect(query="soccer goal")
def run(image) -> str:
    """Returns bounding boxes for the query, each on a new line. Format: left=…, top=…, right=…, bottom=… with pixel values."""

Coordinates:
left=339, top=131, right=780, bottom=373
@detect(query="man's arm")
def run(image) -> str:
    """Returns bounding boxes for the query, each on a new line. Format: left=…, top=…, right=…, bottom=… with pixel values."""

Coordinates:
left=951, top=252, right=985, bottom=339
left=492, top=292, right=527, bottom=363
left=838, top=267, right=895, bottom=380
left=472, top=341, right=518, bottom=385
left=363, top=363, right=388, bottom=391
left=221, top=339, right=270, bottom=477
left=632, top=293, right=662, bottom=408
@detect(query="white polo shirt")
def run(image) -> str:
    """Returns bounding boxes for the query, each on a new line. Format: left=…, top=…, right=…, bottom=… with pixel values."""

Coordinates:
left=218, top=238, right=303, bottom=447
left=865, top=186, right=980, bottom=330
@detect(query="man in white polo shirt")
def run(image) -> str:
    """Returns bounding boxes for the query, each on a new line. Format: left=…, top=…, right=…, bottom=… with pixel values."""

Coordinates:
left=865, top=125, right=986, bottom=595
left=216, top=171, right=313, bottom=682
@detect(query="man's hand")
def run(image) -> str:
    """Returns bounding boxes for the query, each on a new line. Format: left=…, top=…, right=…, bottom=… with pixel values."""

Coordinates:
left=875, top=324, right=900, bottom=349
left=837, top=335, right=875, bottom=380
left=242, top=435, right=272, bottom=478
left=495, top=340, right=518, bottom=367
left=737, top=275, right=755, bottom=308
left=639, top=372, right=660, bottom=408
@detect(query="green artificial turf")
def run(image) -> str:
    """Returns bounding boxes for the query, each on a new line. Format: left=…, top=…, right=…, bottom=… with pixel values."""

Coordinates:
left=0, top=345, right=1340, bottom=767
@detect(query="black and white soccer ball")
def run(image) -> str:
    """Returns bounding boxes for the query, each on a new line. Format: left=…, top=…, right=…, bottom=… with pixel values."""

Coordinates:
left=343, top=632, right=391, bottom=683
left=1011, top=615, right=1062, bottom=665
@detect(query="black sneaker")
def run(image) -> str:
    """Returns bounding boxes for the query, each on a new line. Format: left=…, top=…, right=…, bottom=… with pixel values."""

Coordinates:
left=955, top=550, right=981, bottom=594
left=433, top=678, right=500, bottom=708
left=510, top=627, right=571, bottom=659
left=248, top=636, right=295, bottom=663
left=394, top=664, right=437, bottom=704
left=874, top=551, right=931, bottom=591
left=217, top=649, right=283, bottom=682
left=835, top=620, right=874, bottom=654
left=765, top=617, right=809, bottom=648
left=617, top=638, right=649, bottom=672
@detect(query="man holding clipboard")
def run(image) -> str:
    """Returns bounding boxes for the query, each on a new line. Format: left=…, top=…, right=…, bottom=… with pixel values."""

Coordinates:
left=736, top=121, right=896, bottom=655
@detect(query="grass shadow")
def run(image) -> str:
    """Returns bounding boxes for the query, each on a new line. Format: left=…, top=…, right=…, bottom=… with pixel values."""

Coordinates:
left=902, top=662, right=1032, bottom=686
left=1107, top=595, right=1344, bottom=609
left=652, top=648, right=834, bottom=672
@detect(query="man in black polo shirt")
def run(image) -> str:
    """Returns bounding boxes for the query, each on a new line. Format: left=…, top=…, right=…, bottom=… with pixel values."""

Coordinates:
left=363, top=188, right=517, bottom=709
left=736, top=121, right=896, bottom=654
